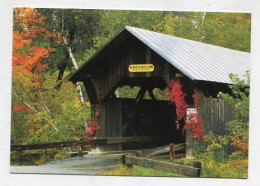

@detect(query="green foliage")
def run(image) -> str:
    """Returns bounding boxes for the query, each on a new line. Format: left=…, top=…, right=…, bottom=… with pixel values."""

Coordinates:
left=117, top=86, right=140, bottom=99
left=221, top=72, right=250, bottom=118
left=153, top=88, right=167, bottom=100
left=229, top=151, right=247, bottom=160
left=226, top=120, right=249, bottom=154
left=194, top=131, right=228, bottom=167
left=218, top=72, right=249, bottom=154
left=97, top=165, right=184, bottom=177
left=12, top=73, right=90, bottom=145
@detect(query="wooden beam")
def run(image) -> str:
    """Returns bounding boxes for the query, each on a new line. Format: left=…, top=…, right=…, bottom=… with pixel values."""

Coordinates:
left=83, top=78, right=97, bottom=104
left=135, top=87, right=146, bottom=103
left=123, top=155, right=200, bottom=177
left=175, top=73, right=185, bottom=78
left=106, top=136, right=167, bottom=144
left=147, top=88, right=156, bottom=100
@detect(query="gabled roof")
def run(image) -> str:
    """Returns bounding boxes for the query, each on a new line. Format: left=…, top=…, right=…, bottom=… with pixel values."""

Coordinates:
left=69, top=26, right=250, bottom=84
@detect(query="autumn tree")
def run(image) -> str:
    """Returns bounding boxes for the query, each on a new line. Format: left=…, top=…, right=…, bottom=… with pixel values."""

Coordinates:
left=12, top=8, right=90, bottom=146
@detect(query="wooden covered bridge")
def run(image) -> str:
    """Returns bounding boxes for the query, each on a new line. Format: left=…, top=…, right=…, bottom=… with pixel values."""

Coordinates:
left=11, top=26, right=250, bottom=176
left=68, top=26, right=250, bottom=155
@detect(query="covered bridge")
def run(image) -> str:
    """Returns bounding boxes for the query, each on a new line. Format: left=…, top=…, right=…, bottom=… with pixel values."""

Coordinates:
left=68, top=26, right=250, bottom=154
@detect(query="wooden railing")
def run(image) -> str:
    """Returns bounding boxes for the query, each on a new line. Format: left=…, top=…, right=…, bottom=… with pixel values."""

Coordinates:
left=122, top=155, right=201, bottom=177
left=11, top=136, right=170, bottom=151
left=11, top=136, right=170, bottom=163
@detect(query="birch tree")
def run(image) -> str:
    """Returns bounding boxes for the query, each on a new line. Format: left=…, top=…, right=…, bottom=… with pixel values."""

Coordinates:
left=39, top=9, right=101, bottom=102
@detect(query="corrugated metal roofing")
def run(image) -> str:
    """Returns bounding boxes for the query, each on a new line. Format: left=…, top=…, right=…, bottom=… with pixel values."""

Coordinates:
left=125, top=26, right=250, bottom=84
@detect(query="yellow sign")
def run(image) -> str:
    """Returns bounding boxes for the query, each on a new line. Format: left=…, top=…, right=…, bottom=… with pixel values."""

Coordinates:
left=128, top=64, right=154, bottom=72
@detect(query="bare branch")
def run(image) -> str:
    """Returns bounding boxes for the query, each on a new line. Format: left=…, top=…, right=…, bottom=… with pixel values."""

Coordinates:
left=38, top=89, right=53, bottom=118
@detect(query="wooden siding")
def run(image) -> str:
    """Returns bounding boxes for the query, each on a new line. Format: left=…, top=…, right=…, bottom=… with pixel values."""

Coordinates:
left=83, top=34, right=177, bottom=103
left=96, top=98, right=183, bottom=151
left=97, top=98, right=122, bottom=151
left=186, top=95, right=237, bottom=157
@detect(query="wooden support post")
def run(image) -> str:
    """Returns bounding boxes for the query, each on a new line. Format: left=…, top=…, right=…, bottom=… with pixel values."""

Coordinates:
left=135, top=87, right=146, bottom=103
left=136, top=150, right=142, bottom=157
left=17, top=150, right=22, bottom=165
left=121, top=155, right=133, bottom=168
left=186, top=129, right=193, bottom=159
left=147, top=88, right=156, bottom=100
left=78, top=145, right=83, bottom=157
left=169, top=143, right=175, bottom=162
left=193, top=161, right=202, bottom=177
left=126, top=163, right=133, bottom=168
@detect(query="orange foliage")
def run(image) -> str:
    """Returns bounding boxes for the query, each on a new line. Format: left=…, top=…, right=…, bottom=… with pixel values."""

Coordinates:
left=13, top=8, right=55, bottom=77
left=12, top=8, right=55, bottom=111
left=232, top=138, right=248, bottom=153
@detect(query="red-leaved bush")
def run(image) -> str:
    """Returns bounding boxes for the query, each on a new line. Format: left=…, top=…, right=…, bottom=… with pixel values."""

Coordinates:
left=166, top=79, right=189, bottom=124
left=84, top=109, right=100, bottom=140
left=166, top=78, right=204, bottom=140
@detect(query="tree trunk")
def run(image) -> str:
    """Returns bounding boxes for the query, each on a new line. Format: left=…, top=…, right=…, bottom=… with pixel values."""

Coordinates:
left=63, top=36, right=85, bottom=103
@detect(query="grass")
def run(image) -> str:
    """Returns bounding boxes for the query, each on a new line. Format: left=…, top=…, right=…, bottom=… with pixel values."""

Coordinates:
left=97, top=158, right=248, bottom=178
left=97, top=164, right=185, bottom=177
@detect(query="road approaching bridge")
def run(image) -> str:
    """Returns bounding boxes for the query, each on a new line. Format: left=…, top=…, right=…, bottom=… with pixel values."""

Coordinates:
left=10, top=154, right=121, bottom=175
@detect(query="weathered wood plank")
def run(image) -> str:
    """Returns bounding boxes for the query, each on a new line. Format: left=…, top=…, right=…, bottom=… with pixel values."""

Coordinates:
left=106, top=136, right=169, bottom=145
left=123, top=155, right=200, bottom=177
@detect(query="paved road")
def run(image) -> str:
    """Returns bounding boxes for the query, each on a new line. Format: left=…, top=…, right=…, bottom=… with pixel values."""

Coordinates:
left=10, top=154, right=122, bottom=175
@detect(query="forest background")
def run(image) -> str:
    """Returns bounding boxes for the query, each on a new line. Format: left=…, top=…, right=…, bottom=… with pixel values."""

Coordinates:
left=11, top=8, right=251, bottom=166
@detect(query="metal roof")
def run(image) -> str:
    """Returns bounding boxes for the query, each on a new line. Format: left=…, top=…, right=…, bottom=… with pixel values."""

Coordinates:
left=69, top=26, right=250, bottom=84
left=125, top=26, right=250, bottom=84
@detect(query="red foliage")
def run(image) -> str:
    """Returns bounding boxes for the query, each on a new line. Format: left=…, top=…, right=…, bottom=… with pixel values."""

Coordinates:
left=28, top=122, right=35, bottom=129
left=166, top=79, right=204, bottom=140
left=13, top=104, right=31, bottom=112
left=184, top=113, right=204, bottom=140
left=166, top=79, right=189, bottom=123
left=85, top=109, right=100, bottom=140
left=193, top=91, right=202, bottom=109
